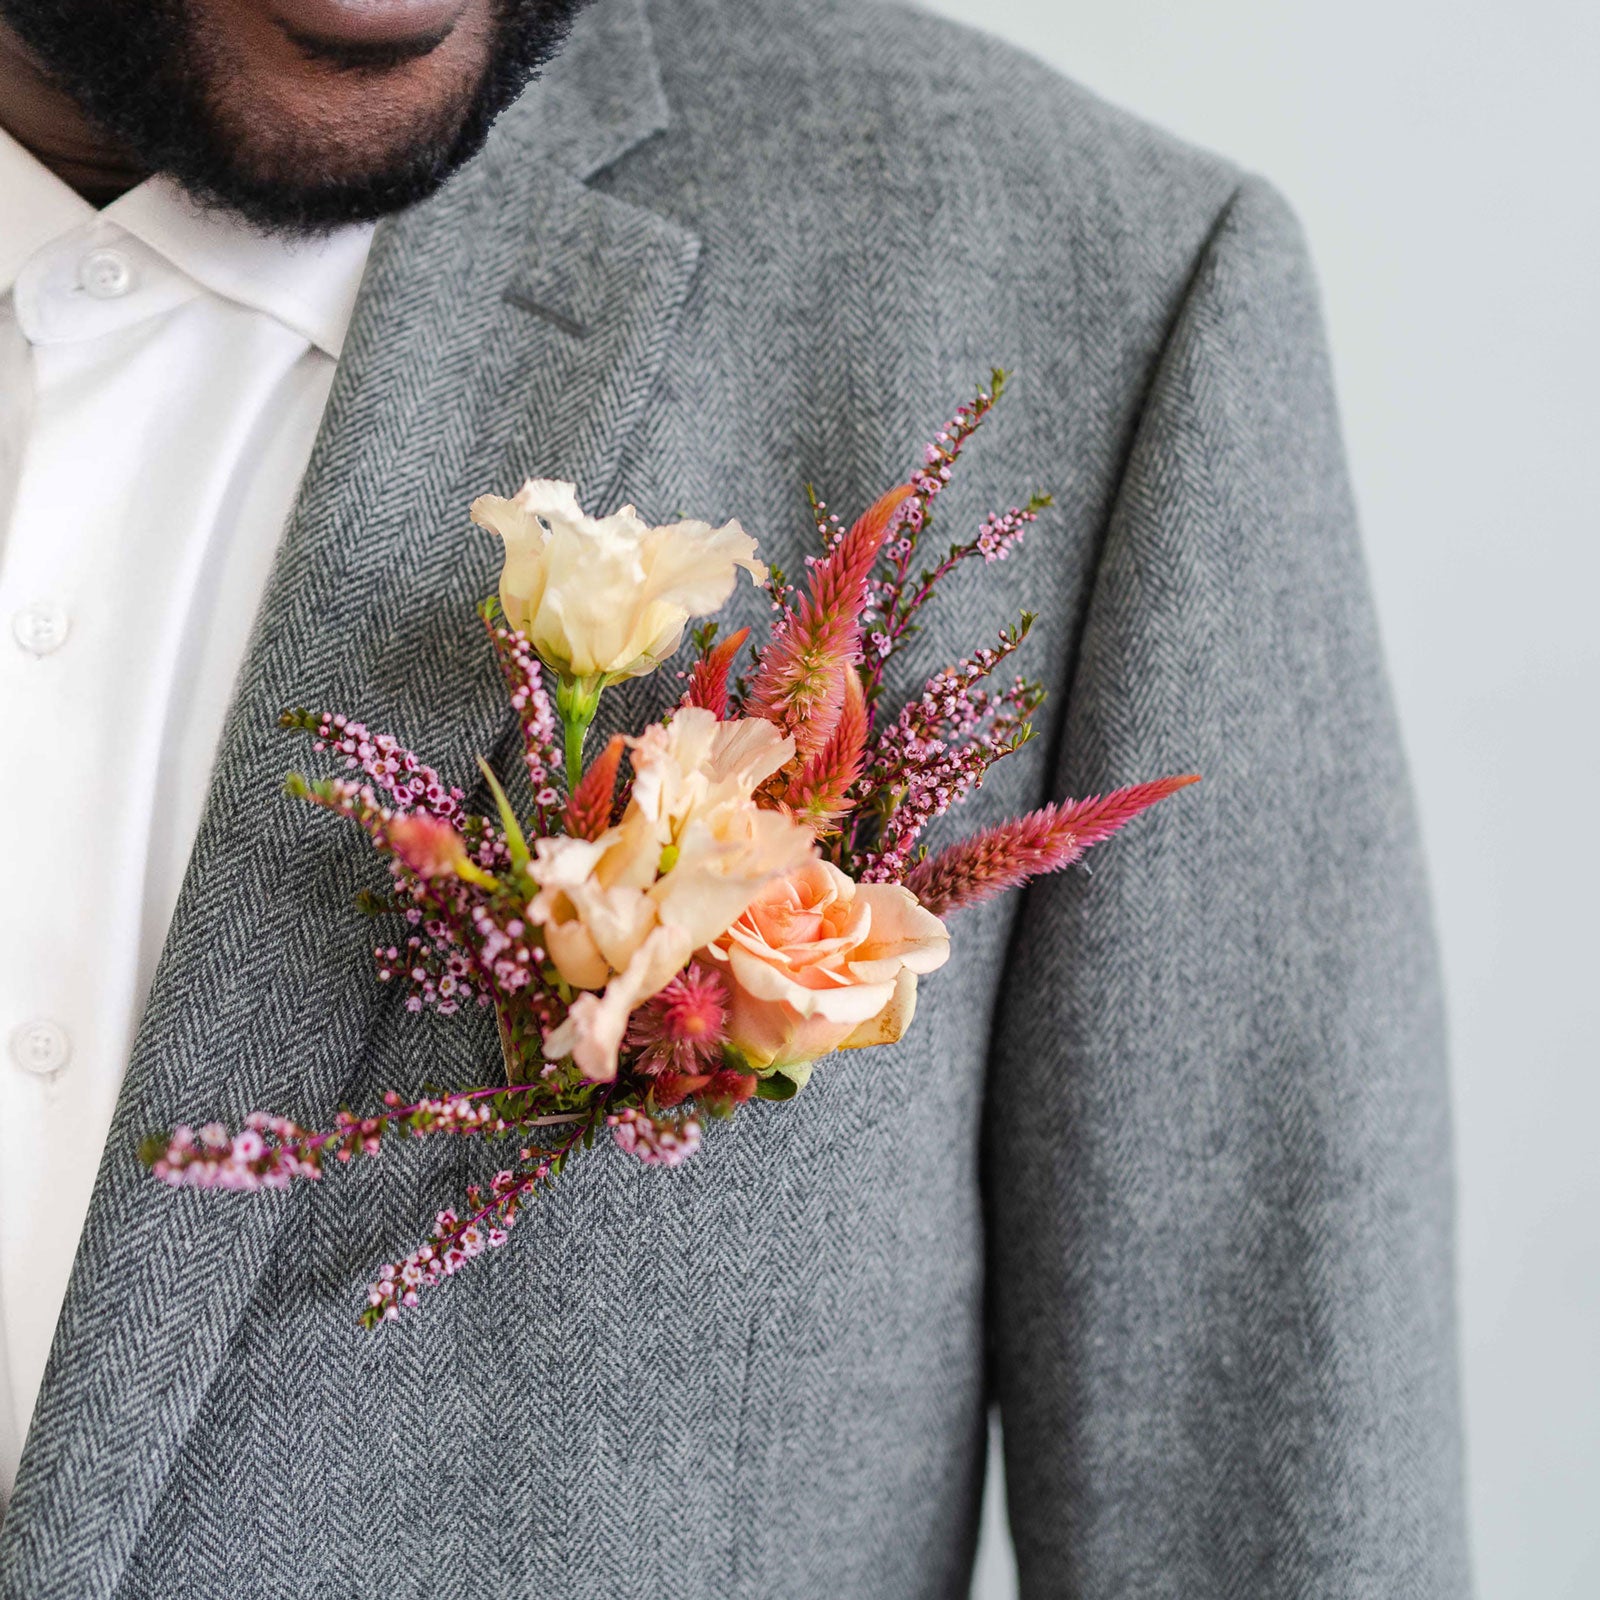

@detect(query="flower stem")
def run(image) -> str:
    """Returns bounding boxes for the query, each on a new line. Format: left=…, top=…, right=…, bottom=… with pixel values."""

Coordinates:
left=565, top=718, right=590, bottom=793
left=554, top=675, right=603, bottom=795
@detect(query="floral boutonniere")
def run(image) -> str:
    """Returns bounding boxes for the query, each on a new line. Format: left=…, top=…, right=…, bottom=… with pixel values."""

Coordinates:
left=143, top=373, right=1197, bottom=1327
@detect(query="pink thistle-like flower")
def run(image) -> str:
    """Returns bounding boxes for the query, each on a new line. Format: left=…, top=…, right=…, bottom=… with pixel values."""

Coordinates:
left=625, top=962, right=729, bottom=1077
left=904, top=774, right=1201, bottom=915
left=681, top=626, right=750, bottom=719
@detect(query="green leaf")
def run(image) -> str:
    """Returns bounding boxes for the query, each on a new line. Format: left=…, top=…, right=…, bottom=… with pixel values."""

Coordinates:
left=476, top=756, right=531, bottom=879
left=755, top=1074, right=799, bottom=1101
left=774, top=1059, right=815, bottom=1091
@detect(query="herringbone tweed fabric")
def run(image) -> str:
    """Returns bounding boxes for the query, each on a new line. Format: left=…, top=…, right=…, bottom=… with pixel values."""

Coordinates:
left=0, top=1, right=1470, bottom=1595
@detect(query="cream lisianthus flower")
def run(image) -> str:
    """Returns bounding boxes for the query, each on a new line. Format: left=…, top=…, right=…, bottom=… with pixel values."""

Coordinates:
left=703, top=859, right=950, bottom=1078
left=534, top=710, right=815, bottom=1081
left=470, top=479, right=767, bottom=685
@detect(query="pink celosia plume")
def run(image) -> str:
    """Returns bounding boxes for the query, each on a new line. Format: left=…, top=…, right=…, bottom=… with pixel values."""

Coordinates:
left=778, top=666, right=868, bottom=832
left=565, top=734, right=626, bottom=842
left=682, top=626, right=750, bottom=718
left=904, top=774, right=1201, bottom=916
left=745, top=484, right=911, bottom=761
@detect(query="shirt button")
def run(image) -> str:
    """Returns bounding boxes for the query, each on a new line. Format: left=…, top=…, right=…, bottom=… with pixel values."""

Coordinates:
left=12, top=600, right=70, bottom=656
left=79, top=247, right=135, bottom=299
left=10, top=1020, right=72, bottom=1076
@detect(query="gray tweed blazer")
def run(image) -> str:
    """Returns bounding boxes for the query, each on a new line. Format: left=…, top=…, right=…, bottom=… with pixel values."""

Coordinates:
left=0, top=1, right=1470, bottom=1595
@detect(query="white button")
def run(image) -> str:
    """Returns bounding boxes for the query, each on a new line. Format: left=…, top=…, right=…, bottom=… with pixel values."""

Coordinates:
left=10, top=1020, right=71, bottom=1076
left=12, top=600, right=70, bottom=656
left=79, top=247, right=134, bottom=299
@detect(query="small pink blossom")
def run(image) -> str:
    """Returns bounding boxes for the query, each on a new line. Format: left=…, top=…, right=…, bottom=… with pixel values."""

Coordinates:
left=607, top=1108, right=702, bottom=1167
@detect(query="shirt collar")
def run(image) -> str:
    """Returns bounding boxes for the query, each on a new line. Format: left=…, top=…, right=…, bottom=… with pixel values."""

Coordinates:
left=0, top=125, right=373, bottom=358
left=0, top=126, right=91, bottom=290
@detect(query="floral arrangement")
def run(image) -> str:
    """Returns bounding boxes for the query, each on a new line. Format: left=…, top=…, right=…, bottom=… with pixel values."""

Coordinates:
left=142, top=374, right=1197, bottom=1328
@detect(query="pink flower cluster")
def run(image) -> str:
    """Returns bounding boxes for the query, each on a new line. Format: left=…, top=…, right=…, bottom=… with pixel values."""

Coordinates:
left=606, top=1107, right=703, bottom=1168
left=365, top=1172, right=527, bottom=1325
left=375, top=934, right=485, bottom=1017
left=857, top=633, right=1044, bottom=882
left=975, top=505, right=1035, bottom=563
left=300, top=712, right=466, bottom=824
left=483, top=609, right=562, bottom=812
left=147, top=1115, right=322, bottom=1190
left=858, top=381, right=1018, bottom=696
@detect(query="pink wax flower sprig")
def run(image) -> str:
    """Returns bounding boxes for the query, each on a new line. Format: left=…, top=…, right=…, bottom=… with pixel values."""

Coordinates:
left=141, top=372, right=1199, bottom=1327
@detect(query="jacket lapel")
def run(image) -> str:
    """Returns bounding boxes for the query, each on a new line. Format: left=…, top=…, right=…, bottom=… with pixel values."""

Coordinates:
left=0, top=3, right=699, bottom=1591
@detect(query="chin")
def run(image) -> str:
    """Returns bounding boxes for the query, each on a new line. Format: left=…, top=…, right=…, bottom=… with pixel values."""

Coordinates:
left=189, top=0, right=500, bottom=193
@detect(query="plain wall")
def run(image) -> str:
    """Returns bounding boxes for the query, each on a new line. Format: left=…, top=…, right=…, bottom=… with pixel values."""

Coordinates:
left=898, top=4, right=1600, bottom=1598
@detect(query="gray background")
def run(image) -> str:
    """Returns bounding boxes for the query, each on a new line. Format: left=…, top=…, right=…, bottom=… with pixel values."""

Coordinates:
left=905, top=3, right=1600, bottom=1597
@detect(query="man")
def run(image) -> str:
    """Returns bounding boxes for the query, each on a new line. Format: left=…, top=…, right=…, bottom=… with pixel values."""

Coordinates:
left=0, top=0, right=1470, bottom=1595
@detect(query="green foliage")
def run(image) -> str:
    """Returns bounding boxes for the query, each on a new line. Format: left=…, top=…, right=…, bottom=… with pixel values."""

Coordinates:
left=476, top=756, right=531, bottom=880
left=689, top=620, right=720, bottom=659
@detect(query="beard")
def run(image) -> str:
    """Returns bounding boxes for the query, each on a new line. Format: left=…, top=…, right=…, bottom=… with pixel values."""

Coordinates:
left=0, top=0, right=591, bottom=233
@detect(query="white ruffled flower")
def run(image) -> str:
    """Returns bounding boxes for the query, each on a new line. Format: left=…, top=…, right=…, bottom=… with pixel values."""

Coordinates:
left=532, top=710, right=814, bottom=1082
left=470, top=479, right=767, bottom=686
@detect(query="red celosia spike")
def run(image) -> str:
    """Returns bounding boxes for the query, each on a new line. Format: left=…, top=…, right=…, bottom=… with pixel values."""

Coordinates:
left=682, top=627, right=750, bottom=718
left=565, top=734, right=627, bottom=842
left=780, top=667, right=869, bottom=832
left=1047, top=773, right=1202, bottom=849
left=905, top=774, right=1200, bottom=916
left=813, top=483, right=914, bottom=619
left=746, top=484, right=912, bottom=760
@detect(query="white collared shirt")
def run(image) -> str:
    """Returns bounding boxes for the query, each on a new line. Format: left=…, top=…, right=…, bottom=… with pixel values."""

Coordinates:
left=0, top=128, right=373, bottom=1506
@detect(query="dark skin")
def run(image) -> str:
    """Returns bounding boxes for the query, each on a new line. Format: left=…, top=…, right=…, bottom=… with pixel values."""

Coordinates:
left=0, top=24, right=143, bottom=201
left=0, top=0, right=583, bottom=229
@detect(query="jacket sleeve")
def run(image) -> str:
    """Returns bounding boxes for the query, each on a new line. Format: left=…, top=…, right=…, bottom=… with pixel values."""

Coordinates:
left=985, top=176, right=1471, bottom=1598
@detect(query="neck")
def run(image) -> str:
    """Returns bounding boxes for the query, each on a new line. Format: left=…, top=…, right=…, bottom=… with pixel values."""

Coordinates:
left=0, top=22, right=147, bottom=203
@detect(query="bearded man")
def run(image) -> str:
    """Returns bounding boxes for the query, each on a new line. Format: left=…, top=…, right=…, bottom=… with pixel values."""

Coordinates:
left=0, top=1, right=1469, bottom=1595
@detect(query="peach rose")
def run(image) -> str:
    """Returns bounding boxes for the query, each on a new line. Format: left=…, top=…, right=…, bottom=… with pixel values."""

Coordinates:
left=704, top=859, right=950, bottom=1076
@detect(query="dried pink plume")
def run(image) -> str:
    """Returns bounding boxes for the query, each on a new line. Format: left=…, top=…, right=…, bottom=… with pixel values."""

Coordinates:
left=778, top=666, right=868, bottom=832
left=682, top=626, right=750, bottom=719
left=565, top=734, right=626, bottom=841
left=905, top=774, right=1201, bottom=915
left=745, top=484, right=911, bottom=761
